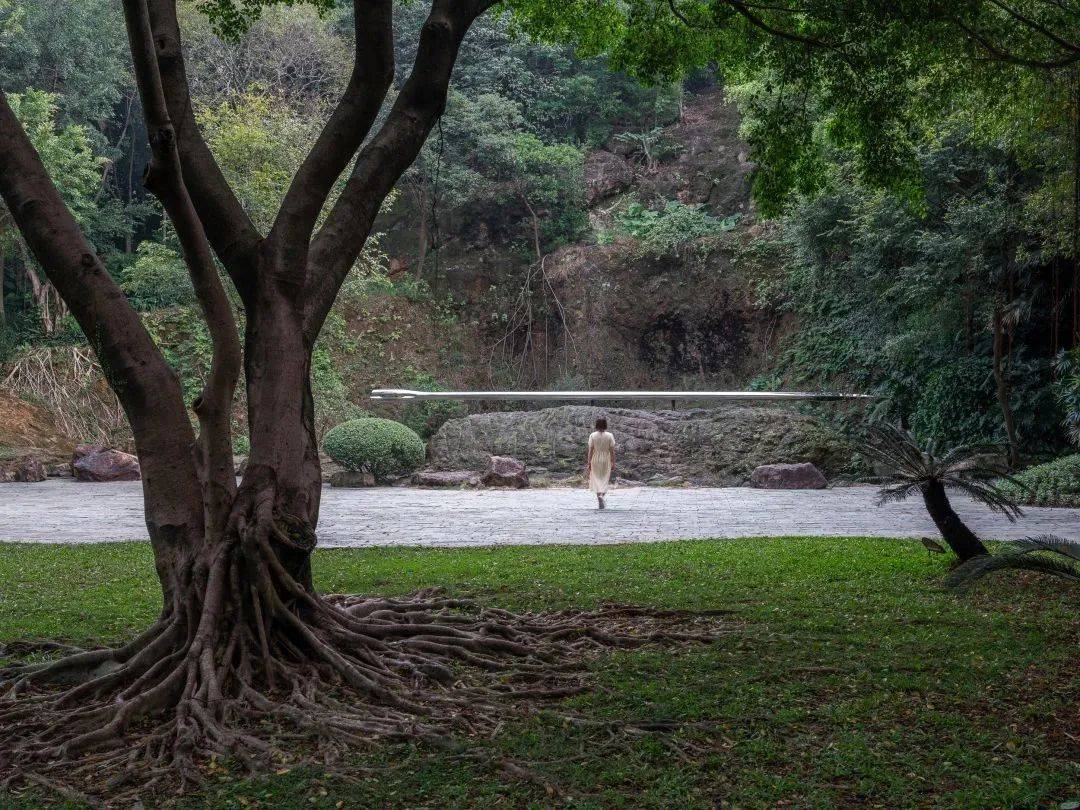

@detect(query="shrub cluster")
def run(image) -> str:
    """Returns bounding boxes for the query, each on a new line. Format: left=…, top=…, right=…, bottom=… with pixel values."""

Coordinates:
left=999, top=454, right=1080, bottom=507
left=322, top=418, right=426, bottom=482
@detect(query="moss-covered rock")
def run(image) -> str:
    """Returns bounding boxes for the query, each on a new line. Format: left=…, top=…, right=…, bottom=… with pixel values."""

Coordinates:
left=428, top=405, right=857, bottom=485
left=323, top=418, right=426, bottom=482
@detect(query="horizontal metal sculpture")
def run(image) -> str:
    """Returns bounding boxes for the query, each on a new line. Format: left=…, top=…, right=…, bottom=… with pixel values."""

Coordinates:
left=370, top=388, right=875, bottom=402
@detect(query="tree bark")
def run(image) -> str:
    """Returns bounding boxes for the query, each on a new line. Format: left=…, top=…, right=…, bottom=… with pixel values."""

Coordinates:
left=920, top=480, right=990, bottom=560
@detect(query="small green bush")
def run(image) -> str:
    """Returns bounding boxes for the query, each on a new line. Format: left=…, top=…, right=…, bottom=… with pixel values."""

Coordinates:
left=322, top=417, right=425, bottom=481
left=615, top=200, right=739, bottom=258
left=999, top=454, right=1080, bottom=507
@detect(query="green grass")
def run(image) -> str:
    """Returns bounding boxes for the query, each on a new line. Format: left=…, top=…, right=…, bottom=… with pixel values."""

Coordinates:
left=1, top=538, right=1077, bottom=808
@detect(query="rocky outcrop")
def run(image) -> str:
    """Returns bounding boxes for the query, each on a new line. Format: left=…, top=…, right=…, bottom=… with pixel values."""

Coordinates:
left=481, top=455, right=529, bottom=488
left=328, top=469, right=376, bottom=488
left=0, top=454, right=47, bottom=483
left=429, top=406, right=855, bottom=486
left=72, top=444, right=141, bottom=482
left=584, top=150, right=633, bottom=204
left=413, top=470, right=480, bottom=488
left=0, top=391, right=74, bottom=476
left=750, top=462, right=827, bottom=489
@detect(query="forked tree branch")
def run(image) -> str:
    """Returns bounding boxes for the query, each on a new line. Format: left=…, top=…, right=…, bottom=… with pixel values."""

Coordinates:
left=303, top=0, right=496, bottom=341
left=985, top=0, right=1080, bottom=53
left=0, top=90, right=203, bottom=533
left=124, top=0, right=242, bottom=535
left=145, top=0, right=263, bottom=297
left=953, top=16, right=1080, bottom=67
left=267, top=0, right=395, bottom=270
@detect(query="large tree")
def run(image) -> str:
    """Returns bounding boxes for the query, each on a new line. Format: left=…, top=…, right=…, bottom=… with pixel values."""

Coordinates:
left=0, top=0, right=611, bottom=798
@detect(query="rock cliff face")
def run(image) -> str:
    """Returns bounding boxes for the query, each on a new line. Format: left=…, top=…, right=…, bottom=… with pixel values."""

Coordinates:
left=0, top=390, right=74, bottom=476
left=428, top=405, right=855, bottom=486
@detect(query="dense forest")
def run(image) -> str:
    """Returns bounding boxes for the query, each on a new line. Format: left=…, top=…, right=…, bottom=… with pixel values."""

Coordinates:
left=1, top=0, right=1077, bottom=459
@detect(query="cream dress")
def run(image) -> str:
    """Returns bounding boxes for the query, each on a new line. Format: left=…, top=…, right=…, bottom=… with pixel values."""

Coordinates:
left=588, top=430, right=615, bottom=494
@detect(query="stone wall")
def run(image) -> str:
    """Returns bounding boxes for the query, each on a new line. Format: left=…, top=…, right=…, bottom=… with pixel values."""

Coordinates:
left=427, top=405, right=857, bottom=485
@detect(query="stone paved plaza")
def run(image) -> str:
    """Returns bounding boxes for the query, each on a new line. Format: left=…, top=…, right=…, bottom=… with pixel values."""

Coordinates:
left=0, top=480, right=1076, bottom=546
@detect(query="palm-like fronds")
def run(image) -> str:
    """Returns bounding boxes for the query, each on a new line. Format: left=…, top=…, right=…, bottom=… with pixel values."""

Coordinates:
left=947, top=535, right=1080, bottom=591
left=861, top=423, right=1024, bottom=520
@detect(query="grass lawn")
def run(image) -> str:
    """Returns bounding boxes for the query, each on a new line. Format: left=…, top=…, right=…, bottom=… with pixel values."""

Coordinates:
left=0, top=537, right=1077, bottom=808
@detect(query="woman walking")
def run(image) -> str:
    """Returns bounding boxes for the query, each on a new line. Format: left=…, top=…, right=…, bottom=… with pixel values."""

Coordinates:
left=587, top=416, right=616, bottom=509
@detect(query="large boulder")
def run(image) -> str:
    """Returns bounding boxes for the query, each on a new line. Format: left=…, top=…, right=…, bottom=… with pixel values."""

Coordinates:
left=429, top=405, right=856, bottom=486
left=750, top=462, right=827, bottom=490
left=0, top=454, right=47, bottom=483
left=72, top=444, right=141, bottom=482
left=481, top=455, right=529, bottom=488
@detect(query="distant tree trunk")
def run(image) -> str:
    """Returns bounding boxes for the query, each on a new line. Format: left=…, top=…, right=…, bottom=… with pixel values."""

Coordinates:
left=992, top=304, right=1019, bottom=469
left=920, top=480, right=990, bottom=560
left=17, top=242, right=63, bottom=335
left=415, top=187, right=430, bottom=280
left=0, top=238, right=6, bottom=331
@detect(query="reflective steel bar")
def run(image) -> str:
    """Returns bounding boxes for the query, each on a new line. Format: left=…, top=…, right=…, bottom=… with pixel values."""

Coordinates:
left=370, top=388, right=874, bottom=402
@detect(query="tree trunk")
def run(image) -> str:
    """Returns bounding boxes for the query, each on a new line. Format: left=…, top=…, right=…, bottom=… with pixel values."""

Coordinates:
left=920, top=480, right=990, bottom=560
left=992, top=305, right=1019, bottom=469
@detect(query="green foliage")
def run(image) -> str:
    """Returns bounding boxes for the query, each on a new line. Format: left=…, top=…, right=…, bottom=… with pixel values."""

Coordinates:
left=142, top=306, right=215, bottom=408
left=402, top=89, right=587, bottom=257
left=947, top=535, right=1080, bottom=591
left=615, top=200, right=738, bottom=257
left=322, top=417, right=425, bottom=481
left=196, top=88, right=320, bottom=232
left=612, top=126, right=680, bottom=169
left=756, top=134, right=1065, bottom=452
left=5, top=90, right=108, bottom=237
left=118, top=242, right=195, bottom=311
left=506, top=133, right=587, bottom=250
left=0, top=0, right=128, bottom=125
left=396, top=371, right=465, bottom=440
left=193, top=0, right=336, bottom=41
left=311, top=323, right=367, bottom=434
left=909, top=359, right=997, bottom=448
left=1053, top=349, right=1080, bottom=446
left=999, top=454, right=1080, bottom=508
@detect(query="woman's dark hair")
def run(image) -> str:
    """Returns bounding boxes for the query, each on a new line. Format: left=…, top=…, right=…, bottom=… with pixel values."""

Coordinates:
left=595, top=416, right=608, bottom=432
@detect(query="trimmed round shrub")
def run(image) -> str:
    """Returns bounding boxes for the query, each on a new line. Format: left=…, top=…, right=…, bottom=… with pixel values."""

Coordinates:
left=323, top=418, right=425, bottom=481
left=999, top=454, right=1080, bottom=507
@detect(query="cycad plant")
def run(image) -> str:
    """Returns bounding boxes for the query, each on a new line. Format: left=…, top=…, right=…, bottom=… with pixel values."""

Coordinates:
left=947, top=535, right=1080, bottom=590
left=862, top=423, right=1023, bottom=561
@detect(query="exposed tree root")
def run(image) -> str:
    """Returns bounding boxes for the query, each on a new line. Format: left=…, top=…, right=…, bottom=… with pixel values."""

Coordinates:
left=0, top=549, right=732, bottom=807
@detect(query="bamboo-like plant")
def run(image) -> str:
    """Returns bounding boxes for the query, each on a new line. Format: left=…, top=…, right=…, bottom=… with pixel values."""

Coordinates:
left=947, top=535, right=1080, bottom=590
left=862, top=423, right=1024, bottom=561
